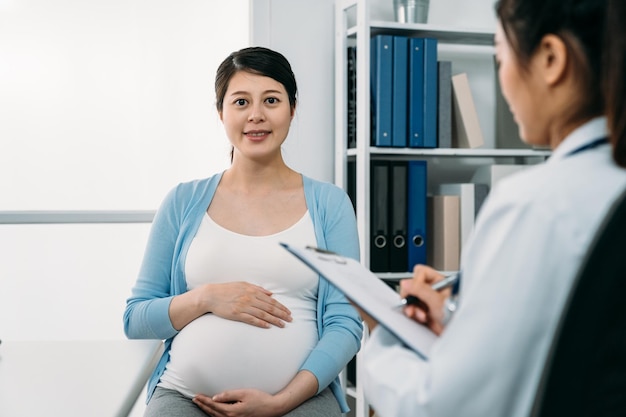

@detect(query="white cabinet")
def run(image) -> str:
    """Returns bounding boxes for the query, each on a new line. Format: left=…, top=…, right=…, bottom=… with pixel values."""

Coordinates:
left=334, top=0, right=549, bottom=278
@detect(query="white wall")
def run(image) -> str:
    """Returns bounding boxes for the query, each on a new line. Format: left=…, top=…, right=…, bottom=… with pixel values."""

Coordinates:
left=0, top=0, right=248, bottom=210
left=0, top=0, right=249, bottom=342
left=249, top=0, right=338, bottom=183
left=1, top=2, right=249, bottom=414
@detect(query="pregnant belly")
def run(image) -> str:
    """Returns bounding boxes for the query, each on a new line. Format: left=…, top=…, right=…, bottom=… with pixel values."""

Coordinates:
left=164, top=313, right=318, bottom=397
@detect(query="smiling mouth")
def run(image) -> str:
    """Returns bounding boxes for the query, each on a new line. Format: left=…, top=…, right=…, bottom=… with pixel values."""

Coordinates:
left=245, top=130, right=270, bottom=139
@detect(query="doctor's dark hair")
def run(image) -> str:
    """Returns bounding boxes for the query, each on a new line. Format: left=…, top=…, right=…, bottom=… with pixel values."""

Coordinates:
left=604, top=0, right=626, bottom=167
left=214, top=46, right=298, bottom=113
left=494, top=0, right=607, bottom=123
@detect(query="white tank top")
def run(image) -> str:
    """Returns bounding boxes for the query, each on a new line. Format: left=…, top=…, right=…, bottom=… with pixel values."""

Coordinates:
left=158, top=211, right=319, bottom=397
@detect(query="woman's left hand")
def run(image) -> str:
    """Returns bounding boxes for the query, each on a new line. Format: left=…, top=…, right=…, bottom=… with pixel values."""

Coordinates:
left=193, top=389, right=281, bottom=417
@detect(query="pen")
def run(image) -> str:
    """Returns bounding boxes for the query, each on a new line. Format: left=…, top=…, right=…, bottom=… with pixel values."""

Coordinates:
left=398, top=273, right=461, bottom=309
left=305, top=245, right=337, bottom=255
left=431, top=273, right=461, bottom=292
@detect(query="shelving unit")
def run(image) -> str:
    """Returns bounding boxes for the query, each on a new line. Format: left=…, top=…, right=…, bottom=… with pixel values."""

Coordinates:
left=334, top=0, right=549, bottom=270
left=334, top=4, right=549, bottom=414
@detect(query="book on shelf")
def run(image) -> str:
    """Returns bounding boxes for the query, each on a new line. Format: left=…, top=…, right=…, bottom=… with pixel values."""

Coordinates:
left=389, top=161, right=408, bottom=272
left=408, top=37, right=439, bottom=148
left=364, top=35, right=441, bottom=150
left=392, top=36, right=408, bottom=147
left=422, top=38, right=438, bottom=148
left=347, top=46, right=357, bottom=149
left=407, top=160, right=428, bottom=270
left=370, top=160, right=390, bottom=272
left=408, top=37, right=425, bottom=148
left=427, top=195, right=461, bottom=271
left=346, top=159, right=356, bottom=212
left=451, top=72, right=485, bottom=149
left=437, top=183, right=488, bottom=247
left=368, top=160, right=429, bottom=273
left=437, top=60, right=453, bottom=148
left=370, top=35, right=393, bottom=147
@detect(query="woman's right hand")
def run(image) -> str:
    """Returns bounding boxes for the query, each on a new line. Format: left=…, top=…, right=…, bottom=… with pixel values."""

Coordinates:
left=200, top=282, right=293, bottom=329
left=169, top=281, right=292, bottom=331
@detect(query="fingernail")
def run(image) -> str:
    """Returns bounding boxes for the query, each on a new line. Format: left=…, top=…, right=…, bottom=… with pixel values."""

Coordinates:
left=416, top=311, right=426, bottom=322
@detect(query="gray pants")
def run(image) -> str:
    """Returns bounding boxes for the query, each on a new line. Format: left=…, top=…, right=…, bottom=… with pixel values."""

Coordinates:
left=144, top=386, right=342, bottom=417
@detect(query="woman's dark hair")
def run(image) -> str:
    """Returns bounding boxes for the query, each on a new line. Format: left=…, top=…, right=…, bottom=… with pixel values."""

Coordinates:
left=215, top=46, right=298, bottom=113
left=494, top=0, right=607, bottom=124
left=604, top=0, right=626, bottom=167
left=214, top=47, right=298, bottom=162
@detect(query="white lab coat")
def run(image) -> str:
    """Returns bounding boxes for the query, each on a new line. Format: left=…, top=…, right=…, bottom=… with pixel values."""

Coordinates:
left=361, top=117, right=626, bottom=417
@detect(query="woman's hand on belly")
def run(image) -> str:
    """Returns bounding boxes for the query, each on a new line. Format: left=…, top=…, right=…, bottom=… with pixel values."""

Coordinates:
left=201, top=281, right=293, bottom=329
left=169, top=281, right=293, bottom=331
left=193, top=388, right=279, bottom=417
left=192, top=370, right=318, bottom=417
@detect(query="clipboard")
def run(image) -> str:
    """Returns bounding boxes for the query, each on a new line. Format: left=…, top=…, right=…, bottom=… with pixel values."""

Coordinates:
left=280, top=243, right=437, bottom=359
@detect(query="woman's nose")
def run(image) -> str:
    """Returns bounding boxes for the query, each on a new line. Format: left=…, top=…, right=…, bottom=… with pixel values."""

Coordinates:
left=248, top=103, right=265, bottom=122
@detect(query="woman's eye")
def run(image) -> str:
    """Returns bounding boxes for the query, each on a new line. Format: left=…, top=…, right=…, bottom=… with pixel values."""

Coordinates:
left=235, top=99, right=247, bottom=106
left=266, top=97, right=278, bottom=104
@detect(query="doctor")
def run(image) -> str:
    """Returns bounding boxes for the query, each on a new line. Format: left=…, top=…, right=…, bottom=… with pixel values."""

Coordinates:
left=359, top=0, right=626, bottom=416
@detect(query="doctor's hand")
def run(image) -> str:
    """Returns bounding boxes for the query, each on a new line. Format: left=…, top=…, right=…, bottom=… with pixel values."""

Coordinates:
left=400, top=265, right=451, bottom=335
left=193, top=370, right=318, bottom=417
left=202, top=282, right=292, bottom=329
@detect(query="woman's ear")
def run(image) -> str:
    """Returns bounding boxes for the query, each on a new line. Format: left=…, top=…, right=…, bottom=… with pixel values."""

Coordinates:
left=537, top=34, right=568, bottom=86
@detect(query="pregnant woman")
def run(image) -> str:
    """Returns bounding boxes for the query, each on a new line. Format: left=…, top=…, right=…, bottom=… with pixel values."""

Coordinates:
left=123, top=47, right=363, bottom=417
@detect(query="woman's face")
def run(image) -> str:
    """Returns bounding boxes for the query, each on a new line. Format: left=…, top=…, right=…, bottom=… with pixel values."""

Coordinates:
left=219, top=71, right=294, bottom=162
left=495, top=22, right=551, bottom=147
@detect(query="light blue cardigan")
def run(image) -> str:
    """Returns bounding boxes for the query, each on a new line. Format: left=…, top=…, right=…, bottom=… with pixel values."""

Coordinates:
left=123, top=173, right=363, bottom=412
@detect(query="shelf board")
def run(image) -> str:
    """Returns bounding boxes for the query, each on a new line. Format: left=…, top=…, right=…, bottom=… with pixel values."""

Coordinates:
left=346, top=147, right=551, bottom=158
left=376, top=271, right=459, bottom=281
left=0, top=210, right=156, bottom=224
left=376, top=272, right=412, bottom=281
left=347, top=21, right=494, bottom=46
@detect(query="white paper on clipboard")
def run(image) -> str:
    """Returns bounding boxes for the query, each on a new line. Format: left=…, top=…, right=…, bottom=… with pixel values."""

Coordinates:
left=280, top=243, right=437, bottom=359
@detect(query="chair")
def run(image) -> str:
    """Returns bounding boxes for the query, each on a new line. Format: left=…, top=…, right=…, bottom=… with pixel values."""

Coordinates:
left=530, top=188, right=626, bottom=417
